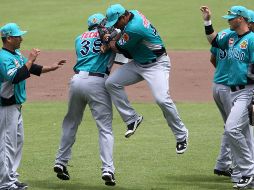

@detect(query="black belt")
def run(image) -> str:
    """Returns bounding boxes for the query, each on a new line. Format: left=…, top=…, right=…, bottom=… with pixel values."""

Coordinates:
left=230, top=85, right=245, bottom=92
left=142, top=48, right=167, bottom=64
left=0, top=95, right=16, bottom=106
left=75, top=71, right=107, bottom=78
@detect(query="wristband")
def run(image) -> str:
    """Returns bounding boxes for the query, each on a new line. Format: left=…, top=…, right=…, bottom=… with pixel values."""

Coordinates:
left=204, top=20, right=212, bottom=26
left=205, top=24, right=214, bottom=35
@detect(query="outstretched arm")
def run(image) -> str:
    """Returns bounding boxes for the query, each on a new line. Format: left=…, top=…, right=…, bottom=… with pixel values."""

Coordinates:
left=41, top=60, right=66, bottom=73
left=200, top=6, right=218, bottom=44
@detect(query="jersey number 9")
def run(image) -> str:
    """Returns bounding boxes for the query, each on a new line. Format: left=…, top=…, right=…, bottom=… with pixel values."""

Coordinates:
left=80, top=39, right=102, bottom=56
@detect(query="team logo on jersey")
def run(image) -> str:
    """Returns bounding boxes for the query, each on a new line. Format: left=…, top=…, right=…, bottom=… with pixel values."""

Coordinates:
left=119, top=33, right=129, bottom=45
left=240, top=40, right=248, bottom=49
left=122, top=33, right=129, bottom=41
left=229, top=38, right=234, bottom=46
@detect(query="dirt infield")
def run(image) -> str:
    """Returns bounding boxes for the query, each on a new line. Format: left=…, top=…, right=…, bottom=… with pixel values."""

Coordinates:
left=25, top=50, right=214, bottom=103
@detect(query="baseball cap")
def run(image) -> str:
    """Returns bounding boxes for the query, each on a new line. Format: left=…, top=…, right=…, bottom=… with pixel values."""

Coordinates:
left=222, top=6, right=249, bottom=21
left=105, top=4, right=126, bottom=27
left=87, top=13, right=105, bottom=29
left=0, top=23, right=27, bottom=37
left=248, top=10, right=254, bottom=23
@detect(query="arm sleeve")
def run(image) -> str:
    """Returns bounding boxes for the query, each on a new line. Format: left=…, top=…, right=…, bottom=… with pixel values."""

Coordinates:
left=12, top=65, right=30, bottom=84
left=29, top=64, right=43, bottom=76
left=210, top=47, right=217, bottom=55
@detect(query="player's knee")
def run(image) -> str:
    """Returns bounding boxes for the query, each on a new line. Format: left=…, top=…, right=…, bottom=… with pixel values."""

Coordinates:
left=155, top=96, right=173, bottom=107
left=224, top=124, right=239, bottom=138
left=105, top=78, right=114, bottom=90
left=105, top=78, right=122, bottom=91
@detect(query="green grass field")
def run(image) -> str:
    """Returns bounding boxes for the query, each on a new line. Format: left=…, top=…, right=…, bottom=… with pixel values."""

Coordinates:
left=0, top=0, right=253, bottom=50
left=0, top=1, right=251, bottom=189
left=18, top=102, right=235, bottom=190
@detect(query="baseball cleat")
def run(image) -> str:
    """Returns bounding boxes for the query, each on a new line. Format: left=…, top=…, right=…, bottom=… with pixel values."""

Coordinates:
left=237, top=176, right=253, bottom=188
left=102, top=171, right=116, bottom=186
left=125, top=115, right=143, bottom=138
left=176, top=130, right=188, bottom=154
left=54, top=163, right=70, bottom=180
left=14, top=181, right=28, bottom=189
left=214, top=168, right=232, bottom=177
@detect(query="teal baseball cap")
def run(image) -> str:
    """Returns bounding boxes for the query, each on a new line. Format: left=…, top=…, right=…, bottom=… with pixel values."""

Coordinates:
left=0, top=23, right=27, bottom=37
left=222, top=6, right=249, bottom=21
left=87, top=13, right=105, bottom=29
left=105, top=4, right=126, bottom=27
left=248, top=10, right=254, bottom=23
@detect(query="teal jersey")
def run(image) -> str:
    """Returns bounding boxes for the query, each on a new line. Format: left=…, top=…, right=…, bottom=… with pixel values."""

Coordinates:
left=210, top=28, right=232, bottom=85
left=0, top=49, right=28, bottom=105
left=216, top=31, right=254, bottom=86
left=74, top=29, right=115, bottom=74
left=116, top=10, right=165, bottom=64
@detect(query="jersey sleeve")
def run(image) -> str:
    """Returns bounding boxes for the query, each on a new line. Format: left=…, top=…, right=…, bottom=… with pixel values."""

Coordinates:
left=215, top=32, right=231, bottom=50
left=210, top=47, right=217, bottom=55
left=0, top=58, right=18, bottom=81
left=249, top=39, right=254, bottom=64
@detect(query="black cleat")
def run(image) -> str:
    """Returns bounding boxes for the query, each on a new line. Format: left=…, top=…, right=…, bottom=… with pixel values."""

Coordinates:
left=237, top=176, right=253, bottom=188
left=214, top=168, right=232, bottom=177
left=54, top=163, right=70, bottom=180
left=14, top=181, right=28, bottom=189
left=102, top=171, right=116, bottom=186
left=125, top=116, right=143, bottom=138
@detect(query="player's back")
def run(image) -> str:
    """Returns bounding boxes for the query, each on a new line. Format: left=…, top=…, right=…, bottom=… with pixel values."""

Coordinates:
left=118, top=10, right=165, bottom=64
left=74, top=29, right=114, bottom=74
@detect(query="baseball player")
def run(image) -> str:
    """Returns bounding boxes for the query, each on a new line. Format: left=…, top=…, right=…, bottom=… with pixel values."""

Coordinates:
left=200, top=5, right=254, bottom=188
left=210, top=29, right=242, bottom=183
left=0, top=23, right=65, bottom=190
left=53, top=13, right=116, bottom=186
left=102, top=4, right=188, bottom=154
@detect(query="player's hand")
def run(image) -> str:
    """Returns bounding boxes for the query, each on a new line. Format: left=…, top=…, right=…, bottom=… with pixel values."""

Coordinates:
left=100, top=44, right=109, bottom=53
left=50, top=60, right=66, bottom=71
left=103, top=34, right=111, bottom=43
left=28, top=48, right=41, bottom=63
left=200, top=6, right=211, bottom=21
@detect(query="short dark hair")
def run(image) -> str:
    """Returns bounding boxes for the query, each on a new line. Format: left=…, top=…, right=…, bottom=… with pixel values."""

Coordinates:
left=114, top=10, right=129, bottom=26
left=88, top=24, right=99, bottom=31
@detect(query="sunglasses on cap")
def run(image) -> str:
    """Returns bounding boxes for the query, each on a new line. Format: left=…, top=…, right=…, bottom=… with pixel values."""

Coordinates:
left=227, top=10, right=243, bottom=16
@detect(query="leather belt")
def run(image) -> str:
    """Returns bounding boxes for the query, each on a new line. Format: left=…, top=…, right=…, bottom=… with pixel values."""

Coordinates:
left=0, top=95, right=16, bottom=106
left=230, top=85, right=245, bottom=92
left=142, top=47, right=167, bottom=64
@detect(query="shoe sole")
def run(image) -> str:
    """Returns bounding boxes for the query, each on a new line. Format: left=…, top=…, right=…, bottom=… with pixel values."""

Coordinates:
left=125, top=116, right=143, bottom=138
left=214, top=171, right=231, bottom=177
left=54, top=166, right=70, bottom=180
left=15, top=185, right=28, bottom=190
left=176, top=147, right=187, bottom=154
left=102, top=174, right=116, bottom=186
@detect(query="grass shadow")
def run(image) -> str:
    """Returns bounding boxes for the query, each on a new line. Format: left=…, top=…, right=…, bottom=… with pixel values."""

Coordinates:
left=162, top=174, right=233, bottom=190
left=25, top=179, right=132, bottom=190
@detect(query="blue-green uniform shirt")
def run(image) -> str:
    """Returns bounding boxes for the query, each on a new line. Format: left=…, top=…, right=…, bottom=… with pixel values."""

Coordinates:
left=210, top=28, right=232, bottom=85
left=74, top=29, right=115, bottom=73
left=215, top=31, right=254, bottom=86
left=0, top=49, right=28, bottom=105
left=116, top=10, right=165, bottom=64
